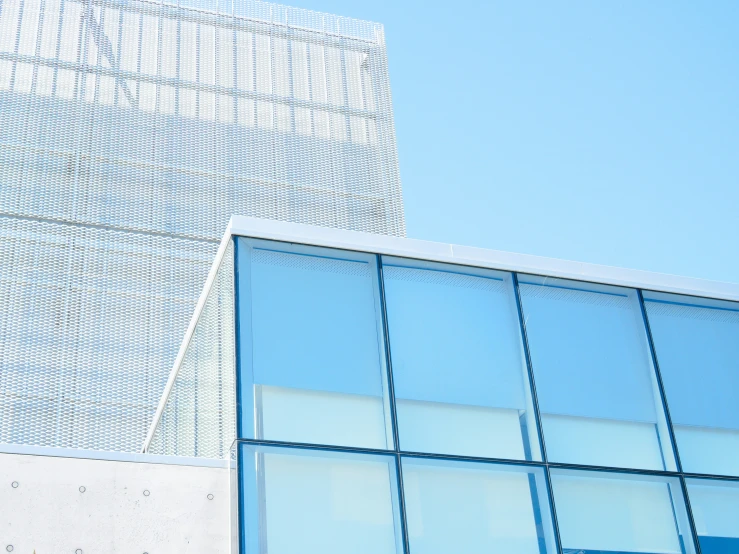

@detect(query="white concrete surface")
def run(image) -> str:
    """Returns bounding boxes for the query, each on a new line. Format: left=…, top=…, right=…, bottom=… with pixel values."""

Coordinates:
left=0, top=451, right=230, bottom=553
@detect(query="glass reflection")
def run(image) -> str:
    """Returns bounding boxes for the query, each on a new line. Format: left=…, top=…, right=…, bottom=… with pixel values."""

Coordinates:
left=238, top=443, right=404, bottom=554
left=644, top=292, right=739, bottom=476
left=551, top=469, right=696, bottom=554
left=518, top=276, right=676, bottom=470
left=382, top=258, right=540, bottom=460
left=686, top=478, right=739, bottom=554
left=401, top=456, right=557, bottom=554
left=236, top=238, right=393, bottom=449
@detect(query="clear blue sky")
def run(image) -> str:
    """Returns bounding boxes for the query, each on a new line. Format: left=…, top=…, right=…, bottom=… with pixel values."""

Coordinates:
left=290, top=0, right=739, bottom=284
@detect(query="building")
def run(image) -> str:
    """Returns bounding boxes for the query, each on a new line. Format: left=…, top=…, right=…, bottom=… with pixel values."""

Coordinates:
left=0, top=0, right=404, bottom=453
left=3, top=216, right=739, bottom=551
left=2, top=0, right=739, bottom=552
left=148, top=215, right=739, bottom=554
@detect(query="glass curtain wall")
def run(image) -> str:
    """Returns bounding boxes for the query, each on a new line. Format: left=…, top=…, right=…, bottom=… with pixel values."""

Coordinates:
left=232, top=235, right=739, bottom=554
left=517, top=277, right=676, bottom=471
left=643, top=292, right=739, bottom=476
left=381, top=258, right=540, bottom=461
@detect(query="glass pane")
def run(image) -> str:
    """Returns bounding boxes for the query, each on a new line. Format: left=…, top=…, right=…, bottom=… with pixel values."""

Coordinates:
left=644, top=292, right=739, bottom=476
left=686, top=478, right=739, bottom=554
left=382, top=258, right=540, bottom=460
left=236, top=238, right=393, bottom=449
left=551, top=469, right=697, bottom=554
left=401, top=456, right=557, bottom=554
left=238, top=443, right=404, bottom=554
left=518, top=276, right=675, bottom=470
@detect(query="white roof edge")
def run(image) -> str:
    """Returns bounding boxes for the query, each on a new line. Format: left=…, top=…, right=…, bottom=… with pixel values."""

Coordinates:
left=228, top=215, right=739, bottom=302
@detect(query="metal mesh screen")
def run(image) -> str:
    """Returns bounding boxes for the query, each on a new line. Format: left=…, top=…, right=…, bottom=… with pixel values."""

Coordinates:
left=0, top=0, right=404, bottom=239
left=148, top=240, right=234, bottom=459
left=0, top=0, right=403, bottom=452
left=0, top=215, right=215, bottom=451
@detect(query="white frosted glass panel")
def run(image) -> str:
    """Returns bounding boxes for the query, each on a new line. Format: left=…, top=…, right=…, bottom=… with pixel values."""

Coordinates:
left=402, top=459, right=555, bottom=554
left=675, top=426, right=739, bottom=477
left=687, top=480, right=739, bottom=538
left=384, top=261, right=538, bottom=460
left=257, top=452, right=401, bottom=554
left=542, top=414, right=664, bottom=470
left=397, top=400, right=525, bottom=459
left=238, top=240, right=392, bottom=449
left=259, top=386, right=386, bottom=449
left=552, top=473, right=684, bottom=554
left=644, top=293, right=739, bottom=476
left=519, top=278, right=675, bottom=470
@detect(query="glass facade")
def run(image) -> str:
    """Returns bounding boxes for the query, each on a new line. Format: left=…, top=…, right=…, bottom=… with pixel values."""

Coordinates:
left=519, top=277, right=676, bottom=471
left=644, top=292, right=739, bottom=476
left=228, top=236, right=739, bottom=554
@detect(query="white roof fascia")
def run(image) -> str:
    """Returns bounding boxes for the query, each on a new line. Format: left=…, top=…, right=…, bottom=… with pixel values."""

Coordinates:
left=229, top=215, right=739, bottom=302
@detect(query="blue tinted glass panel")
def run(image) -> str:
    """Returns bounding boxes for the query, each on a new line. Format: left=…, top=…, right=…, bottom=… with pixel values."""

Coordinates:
left=518, top=276, right=675, bottom=470
left=238, top=443, right=404, bottom=554
left=686, top=479, right=739, bottom=554
left=236, top=238, right=393, bottom=449
left=551, top=469, right=696, bottom=554
left=383, top=258, right=540, bottom=460
left=644, top=292, right=739, bottom=476
left=401, top=456, right=557, bottom=554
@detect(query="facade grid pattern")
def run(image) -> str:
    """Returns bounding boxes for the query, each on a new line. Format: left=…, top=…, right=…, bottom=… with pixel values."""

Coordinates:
left=0, top=0, right=404, bottom=452
left=220, top=235, right=739, bottom=554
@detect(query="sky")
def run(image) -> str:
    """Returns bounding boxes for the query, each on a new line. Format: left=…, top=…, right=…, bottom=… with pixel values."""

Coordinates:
left=287, top=0, right=739, bottom=284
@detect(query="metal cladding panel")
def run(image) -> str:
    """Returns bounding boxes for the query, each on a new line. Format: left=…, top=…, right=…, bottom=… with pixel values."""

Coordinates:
left=0, top=0, right=404, bottom=452
left=0, top=216, right=216, bottom=451
left=149, top=240, right=235, bottom=459
left=0, top=0, right=404, bottom=238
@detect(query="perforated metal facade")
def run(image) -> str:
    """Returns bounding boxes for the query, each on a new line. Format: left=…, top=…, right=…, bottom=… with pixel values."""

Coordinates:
left=0, top=0, right=404, bottom=452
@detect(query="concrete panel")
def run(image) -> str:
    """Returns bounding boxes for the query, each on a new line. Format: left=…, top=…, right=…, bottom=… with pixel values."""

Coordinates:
left=0, top=452, right=229, bottom=553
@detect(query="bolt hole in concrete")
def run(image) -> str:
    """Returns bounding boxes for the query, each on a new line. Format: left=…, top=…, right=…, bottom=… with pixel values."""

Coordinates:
left=10, top=481, right=18, bottom=488
left=143, top=490, right=150, bottom=497
left=207, top=493, right=214, bottom=500
left=76, top=549, right=82, bottom=554
left=79, top=486, right=86, bottom=493
left=6, top=545, right=13, bottom=552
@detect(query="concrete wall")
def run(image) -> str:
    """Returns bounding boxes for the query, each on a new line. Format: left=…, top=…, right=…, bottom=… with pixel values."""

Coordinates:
left=0, top=449, right=230, bottom=553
